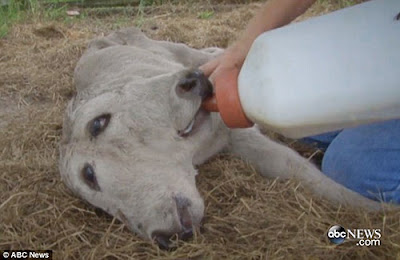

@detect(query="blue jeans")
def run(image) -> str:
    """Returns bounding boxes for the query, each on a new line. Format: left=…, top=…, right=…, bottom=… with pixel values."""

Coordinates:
left=302, top=119, right=400, bottom=204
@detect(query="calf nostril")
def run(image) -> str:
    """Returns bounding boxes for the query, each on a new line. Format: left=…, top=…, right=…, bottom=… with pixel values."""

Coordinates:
left=179, top=228, right=193, bottom=241
left=155, top=236, right=169, bottom=250
left=176, top=70, right=213, bottom=99
left=152, top=229, right=193, bottom=250
left=174, top=195, right=193, bottom=230
left=177, top=77, right=197, bottom=92
left=179, top=207, right=193, bottom=230
left=152, top=231, right=173, bottom=250
left=151, top=196, right=195, bottom=249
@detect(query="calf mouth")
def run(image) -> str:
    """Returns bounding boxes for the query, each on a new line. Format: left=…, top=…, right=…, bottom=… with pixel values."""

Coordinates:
left=176, top=69, right=214, bottom=138
left=177, top=108, right=209, bottom=138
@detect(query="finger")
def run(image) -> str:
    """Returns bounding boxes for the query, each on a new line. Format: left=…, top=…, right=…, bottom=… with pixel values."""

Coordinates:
left=199, top=58, right=220, bottom=77
left=208, top=70, right=217, bottom=85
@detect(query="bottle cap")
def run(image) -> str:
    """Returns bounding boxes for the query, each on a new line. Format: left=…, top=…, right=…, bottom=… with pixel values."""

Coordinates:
left=202, top=69, right=254, bottom=128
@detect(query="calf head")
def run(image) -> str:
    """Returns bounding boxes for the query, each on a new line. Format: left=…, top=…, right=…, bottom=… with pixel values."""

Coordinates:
left=59, top=28, right=228, bottom=248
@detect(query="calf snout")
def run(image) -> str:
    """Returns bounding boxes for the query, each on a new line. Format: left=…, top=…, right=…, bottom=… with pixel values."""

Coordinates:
left=176, top=70, right=213, bottom=100
left=152, top=194, right=201, bottom=250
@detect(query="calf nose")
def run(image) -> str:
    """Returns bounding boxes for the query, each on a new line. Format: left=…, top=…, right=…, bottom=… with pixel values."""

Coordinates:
left=175, top=195, right=194, bottom=239
left=176, top=70, right=213, bottom=100
left=152, top=195, right=195, bottom=250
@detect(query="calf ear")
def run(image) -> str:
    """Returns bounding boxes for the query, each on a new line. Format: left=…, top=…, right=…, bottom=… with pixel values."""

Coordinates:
left=86, top=37, right=118, bottom=53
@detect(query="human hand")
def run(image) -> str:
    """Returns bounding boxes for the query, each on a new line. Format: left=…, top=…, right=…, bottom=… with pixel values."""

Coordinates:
left=199, top=43, right=249, bottom=116
left=199, top=44, right=254, bottom=127
left=199, top=44, right=247, bottom=86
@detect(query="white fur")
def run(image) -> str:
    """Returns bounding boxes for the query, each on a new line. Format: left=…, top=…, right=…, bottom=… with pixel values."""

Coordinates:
left=59, top=28, right=382, bottom=242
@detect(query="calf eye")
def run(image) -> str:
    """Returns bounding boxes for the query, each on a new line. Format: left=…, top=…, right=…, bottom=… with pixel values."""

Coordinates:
left=88, top=114, right=111, bottom=137
left=81, top=163, right=101, bottom=191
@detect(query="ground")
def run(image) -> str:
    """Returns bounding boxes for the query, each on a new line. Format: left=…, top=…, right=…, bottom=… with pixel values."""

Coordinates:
left=1, top=1, right=399, bottom=259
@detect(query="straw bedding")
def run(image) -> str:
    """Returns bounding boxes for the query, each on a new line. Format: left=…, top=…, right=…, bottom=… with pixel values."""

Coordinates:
left=1, top=1, right=399, bottom=259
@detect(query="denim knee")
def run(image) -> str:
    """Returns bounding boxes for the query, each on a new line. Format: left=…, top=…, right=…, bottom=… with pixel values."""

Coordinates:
left=321, top=120, right=400, bottom=203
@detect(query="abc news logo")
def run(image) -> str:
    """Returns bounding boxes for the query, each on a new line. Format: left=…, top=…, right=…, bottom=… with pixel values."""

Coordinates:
left=327, top=225, right=381, bottom=246
left=2, top=250, right=52, bottom=259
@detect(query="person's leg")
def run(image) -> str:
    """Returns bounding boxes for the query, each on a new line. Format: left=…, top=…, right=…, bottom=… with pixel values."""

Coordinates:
left=321, top=119, right=400, bottom=203
left=301, top=131, right=341, bottom=149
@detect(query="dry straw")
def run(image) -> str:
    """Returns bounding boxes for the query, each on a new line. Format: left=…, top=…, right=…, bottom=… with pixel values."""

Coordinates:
left=1, top=1, right=399, bottom=259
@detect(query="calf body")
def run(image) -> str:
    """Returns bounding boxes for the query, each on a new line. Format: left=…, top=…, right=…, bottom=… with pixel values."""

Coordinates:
left=59, top=28, right=380, bottom=248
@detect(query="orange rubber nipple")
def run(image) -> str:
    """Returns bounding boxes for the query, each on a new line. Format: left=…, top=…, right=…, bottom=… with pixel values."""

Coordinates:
left=202, top=69, right=254, bottom=128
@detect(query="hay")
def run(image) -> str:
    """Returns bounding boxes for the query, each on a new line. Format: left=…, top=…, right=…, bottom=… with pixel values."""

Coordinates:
left=1, top=1, right=399, bottom=259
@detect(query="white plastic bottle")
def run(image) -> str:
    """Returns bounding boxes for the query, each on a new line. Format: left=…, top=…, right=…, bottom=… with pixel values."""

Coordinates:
left=203, top=0, right=400, bottom=139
